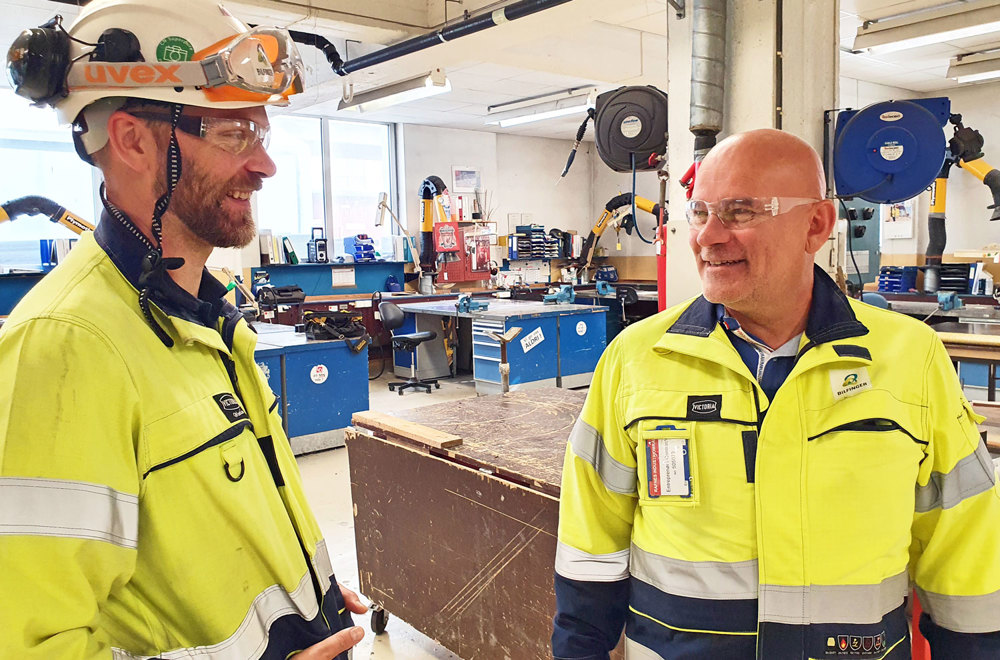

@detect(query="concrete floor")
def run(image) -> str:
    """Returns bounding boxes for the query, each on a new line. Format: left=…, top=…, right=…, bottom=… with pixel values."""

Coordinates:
left=296, top=369, right=480, bottom=659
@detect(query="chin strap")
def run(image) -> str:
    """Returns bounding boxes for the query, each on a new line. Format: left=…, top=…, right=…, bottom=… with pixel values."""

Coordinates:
left=138, top=103, right=186, bottom=347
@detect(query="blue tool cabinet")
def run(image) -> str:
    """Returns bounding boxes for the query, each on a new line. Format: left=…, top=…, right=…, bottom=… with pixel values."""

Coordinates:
left=253, top=324, right=369, bottom=453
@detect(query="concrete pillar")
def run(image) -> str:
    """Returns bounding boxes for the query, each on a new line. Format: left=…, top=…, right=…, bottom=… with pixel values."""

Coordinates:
left=663, top=0, right=838, bottom=307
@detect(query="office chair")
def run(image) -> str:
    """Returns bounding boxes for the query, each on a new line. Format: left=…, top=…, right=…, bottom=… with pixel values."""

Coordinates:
left=378, top=301, right=440, bottom=395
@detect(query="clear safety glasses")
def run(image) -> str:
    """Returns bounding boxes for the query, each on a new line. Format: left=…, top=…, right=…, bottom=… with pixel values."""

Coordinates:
left=66, top=27, right=304, bottom=99
left=685, top=196, right=822, bottom=229
left=128, top=111, right=270, bottom=156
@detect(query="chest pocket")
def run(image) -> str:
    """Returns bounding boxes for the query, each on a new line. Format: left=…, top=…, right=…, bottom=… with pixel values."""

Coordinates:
left=139, top=393, right=256, bottom=483
left=636, top=421, right=700, bottom=506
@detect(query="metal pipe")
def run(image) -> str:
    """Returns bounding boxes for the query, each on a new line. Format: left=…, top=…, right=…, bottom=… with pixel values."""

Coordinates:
left=689, top=0, right=727, bottom=158
left=338, top=0, right=574, bottom=75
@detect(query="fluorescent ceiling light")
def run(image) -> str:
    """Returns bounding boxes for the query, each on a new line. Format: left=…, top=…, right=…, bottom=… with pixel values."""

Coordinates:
left=853, top=0, right=1000, bottom=54
left=947, top=50, right=1000, bottom=82
left=485, top=89, right=596, bottom=128
left=338, top=69, right=451, bottom=113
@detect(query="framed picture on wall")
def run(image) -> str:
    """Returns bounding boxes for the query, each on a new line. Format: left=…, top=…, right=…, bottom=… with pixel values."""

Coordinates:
left=452, top=166, right=481, bottom=193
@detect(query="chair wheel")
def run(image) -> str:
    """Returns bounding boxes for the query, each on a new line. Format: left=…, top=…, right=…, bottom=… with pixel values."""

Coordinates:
left=371, top=607, right=389, bottom=635
left=388, top=384, right=395, bottom=391
left=398, top=389, right=404, bottom=396
left=434, top=382, right=440, bottom=389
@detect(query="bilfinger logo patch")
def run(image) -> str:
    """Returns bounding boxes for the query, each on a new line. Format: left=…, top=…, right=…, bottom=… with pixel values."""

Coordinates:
left=830, top=367, right=872, bottom=401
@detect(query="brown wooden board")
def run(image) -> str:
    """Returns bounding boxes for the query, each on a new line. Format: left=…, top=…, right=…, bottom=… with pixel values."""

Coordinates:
left=366, top=388, right=586, bottom=497
left=351, top=410, right=463, bottom=449
left=347, top=428, right=623, bottom=659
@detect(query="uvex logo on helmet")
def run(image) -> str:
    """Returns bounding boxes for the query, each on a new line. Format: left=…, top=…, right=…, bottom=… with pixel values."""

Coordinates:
left=691, top=400, right=718, bottom=414
left=81, top=63, right=182, bottom=85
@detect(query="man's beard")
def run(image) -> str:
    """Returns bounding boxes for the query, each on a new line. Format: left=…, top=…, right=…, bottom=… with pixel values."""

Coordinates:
left=156, top=154, right=262, bottom=249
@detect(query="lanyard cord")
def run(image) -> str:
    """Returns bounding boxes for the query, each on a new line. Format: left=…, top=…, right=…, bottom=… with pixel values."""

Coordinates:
left=137, top=103, right=186, bottom=347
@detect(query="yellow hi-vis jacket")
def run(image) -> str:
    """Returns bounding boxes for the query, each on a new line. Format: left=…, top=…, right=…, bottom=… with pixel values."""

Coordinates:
left=554, top=267, right=1000, bottom=660
left=0, top=212, right=354, bottom=659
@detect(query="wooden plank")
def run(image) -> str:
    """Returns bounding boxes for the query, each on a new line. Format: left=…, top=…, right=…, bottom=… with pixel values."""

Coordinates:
left=352, top=410, right=463, bottom=449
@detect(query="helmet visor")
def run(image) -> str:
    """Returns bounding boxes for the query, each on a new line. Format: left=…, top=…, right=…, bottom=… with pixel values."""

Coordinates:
left=205, top=27, right=304, bottom=96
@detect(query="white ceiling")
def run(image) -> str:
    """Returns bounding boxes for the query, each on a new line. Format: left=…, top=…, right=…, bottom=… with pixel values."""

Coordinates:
left=840, top=0, right=1000, bottom=94
left=7, top=0, right=1000, bottom=138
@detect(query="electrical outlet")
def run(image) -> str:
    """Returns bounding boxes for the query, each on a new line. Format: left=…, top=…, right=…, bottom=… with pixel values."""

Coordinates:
left=354, top=300, right=372, bottom=308
left=374, top=311, right=381, bottom=320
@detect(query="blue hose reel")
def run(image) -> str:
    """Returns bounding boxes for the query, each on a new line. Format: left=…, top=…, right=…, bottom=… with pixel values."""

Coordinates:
left=833, top=97, right=951, bottom=204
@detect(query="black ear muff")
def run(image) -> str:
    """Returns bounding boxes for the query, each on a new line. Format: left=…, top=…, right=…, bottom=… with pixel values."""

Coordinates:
left=93, top=28, right=142, bottom=63
left=6, top=23, right=70, bottom=106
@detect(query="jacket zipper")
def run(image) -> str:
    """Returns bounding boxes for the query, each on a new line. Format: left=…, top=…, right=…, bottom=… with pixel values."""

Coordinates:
left=807, top=418, right=926, bottom=445
left=142, top=420, right=254, bottom=478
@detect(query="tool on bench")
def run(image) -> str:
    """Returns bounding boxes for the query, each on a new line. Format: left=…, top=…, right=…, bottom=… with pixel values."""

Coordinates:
left=456, top=293, right=489, bottom=313
left=543, top=284, right=576, bottom=304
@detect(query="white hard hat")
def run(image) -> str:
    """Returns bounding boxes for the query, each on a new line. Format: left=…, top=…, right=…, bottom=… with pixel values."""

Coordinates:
left=7, top=0, right=304, bottom=157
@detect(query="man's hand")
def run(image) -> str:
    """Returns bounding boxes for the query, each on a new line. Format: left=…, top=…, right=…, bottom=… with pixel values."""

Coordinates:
left=294, top=584, right=370, bottom=659
left=339, top=583, right=369, bottom=616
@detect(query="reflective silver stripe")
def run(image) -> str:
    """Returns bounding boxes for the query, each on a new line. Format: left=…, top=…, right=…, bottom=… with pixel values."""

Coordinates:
left=569, top=418, right=637, bottom=495
left=555, top=541, right=630, bottom=581
left=760, top=571, right=908, bottom=625
left=915, top=442, right=996, bottom=512
left=312, top=538, right=334, bottom=595
left=624, top=636, right=664, bottom=659
left=113, top=571, right=319, bottom=659
left=915, top=586, right=1000, bottom=633
left=0, top=476, right=138, bottom=549
left=630, top=543, right=758, bottom=600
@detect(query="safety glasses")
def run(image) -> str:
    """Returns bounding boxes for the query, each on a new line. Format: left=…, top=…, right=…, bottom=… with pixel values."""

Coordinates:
left=128, top=111, right=270, bottom=156
left=66, top=27, right=304, bottom=101
left=685, top=196, right=822, bottom=229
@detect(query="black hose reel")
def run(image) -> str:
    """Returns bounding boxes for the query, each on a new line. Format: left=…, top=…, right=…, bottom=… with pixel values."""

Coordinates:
left=562, top=85, right=668, bottom=177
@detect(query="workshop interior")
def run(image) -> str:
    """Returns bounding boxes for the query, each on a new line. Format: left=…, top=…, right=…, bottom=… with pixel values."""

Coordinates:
left=4, top=0, right=1000, bottom=658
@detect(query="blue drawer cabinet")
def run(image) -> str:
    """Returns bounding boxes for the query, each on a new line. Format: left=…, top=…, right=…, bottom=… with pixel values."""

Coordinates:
left=254, top=324, right=369, bottom=453
left=470, top=305, right=607, bottom=395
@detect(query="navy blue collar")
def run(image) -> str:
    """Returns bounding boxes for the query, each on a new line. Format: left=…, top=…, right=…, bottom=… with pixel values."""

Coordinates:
left=667, top=264, right=868, bottom=349
left=94, top=208, right=228, bottom=329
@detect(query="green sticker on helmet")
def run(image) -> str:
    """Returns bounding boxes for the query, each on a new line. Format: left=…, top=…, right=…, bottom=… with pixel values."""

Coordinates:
left=156, top=36, right=195, bottom=63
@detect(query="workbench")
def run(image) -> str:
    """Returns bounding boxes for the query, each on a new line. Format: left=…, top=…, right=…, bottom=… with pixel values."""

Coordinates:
left=394, top=299, right=607, bottom=394
left=252, top=324, right=368, bottom=454
left=345, top=389, right=624, bottom=659
left=933, top=321, right=1000, bottom=401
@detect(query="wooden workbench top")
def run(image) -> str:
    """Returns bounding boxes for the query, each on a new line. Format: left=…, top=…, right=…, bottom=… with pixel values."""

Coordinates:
left=353, top=388, right=585, bottom=496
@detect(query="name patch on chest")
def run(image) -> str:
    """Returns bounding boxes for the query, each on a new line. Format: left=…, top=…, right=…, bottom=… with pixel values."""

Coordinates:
left=829, top=367, right=872, bottom=401
left=213, top=393, right=248, bottom=423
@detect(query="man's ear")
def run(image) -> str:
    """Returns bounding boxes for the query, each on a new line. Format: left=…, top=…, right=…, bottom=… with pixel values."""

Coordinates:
left=104, top=111, right=160, bottom=174
left=805, top=200, right=837, bottom=255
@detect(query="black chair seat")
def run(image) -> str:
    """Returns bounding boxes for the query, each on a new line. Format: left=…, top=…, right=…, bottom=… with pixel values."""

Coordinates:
left=392, top=330, right=437, bottom=352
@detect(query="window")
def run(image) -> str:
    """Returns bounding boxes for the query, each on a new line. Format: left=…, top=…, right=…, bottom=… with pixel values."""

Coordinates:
left=255, top=114, right=324, bottom=258
left=0, top=89, right=99, bottom=270
left=326, top=120, right=395, bottom=257
left=256, top=115, right=396, bottom=261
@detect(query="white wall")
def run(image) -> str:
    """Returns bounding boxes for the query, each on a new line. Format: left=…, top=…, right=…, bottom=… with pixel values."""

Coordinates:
left=495, top=133, right=593, bottom=238
left=397, top=123, right=596, bottom=242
